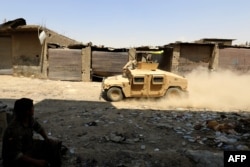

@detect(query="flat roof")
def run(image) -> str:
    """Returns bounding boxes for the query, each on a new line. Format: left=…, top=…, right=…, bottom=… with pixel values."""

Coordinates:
left=199, top=38, right=236, bottom=41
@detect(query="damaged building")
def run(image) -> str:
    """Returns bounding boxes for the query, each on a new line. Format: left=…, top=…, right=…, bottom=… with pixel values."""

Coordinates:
left=0, top=18, right=80, bottom=78
left=1, top=18, right=250, bottom=82
left=0, top=18, right=131, bottom=81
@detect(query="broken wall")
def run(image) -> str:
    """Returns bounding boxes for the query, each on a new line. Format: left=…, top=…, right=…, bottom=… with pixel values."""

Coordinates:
left=12, top=31, right=44, bottom=77
left=45, top=29, right=79, bottom=47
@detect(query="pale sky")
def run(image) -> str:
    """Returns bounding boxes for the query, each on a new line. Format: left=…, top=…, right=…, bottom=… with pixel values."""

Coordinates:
left=1, top=0, right=250, bottom=48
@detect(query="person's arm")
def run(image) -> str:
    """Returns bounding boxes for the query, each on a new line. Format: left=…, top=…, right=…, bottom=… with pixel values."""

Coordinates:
left=39, top=128, right=49, bottom=141
left=33, top=118, right=59, bottom=144
left=19, top=154, right=49, bottom=167
left=39, top=128, right=61, bottom=146
left=32, top=118, right=49, bottom=141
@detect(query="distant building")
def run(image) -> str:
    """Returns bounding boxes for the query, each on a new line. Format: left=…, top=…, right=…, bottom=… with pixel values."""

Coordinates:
left=195, top=38, right=235, bottom=46
left=165, top=39, right=250, bottom=74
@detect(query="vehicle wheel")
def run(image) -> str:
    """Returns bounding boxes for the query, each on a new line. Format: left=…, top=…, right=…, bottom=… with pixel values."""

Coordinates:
left=165, top=88, right=184, bottom=99
left=107, top=87, right=123, bottom=102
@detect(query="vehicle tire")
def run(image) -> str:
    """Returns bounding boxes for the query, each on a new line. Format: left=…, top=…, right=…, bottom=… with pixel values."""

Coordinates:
left=165, top=88, right=185, bottom=99
left=107, top=87, right=123, bottom=102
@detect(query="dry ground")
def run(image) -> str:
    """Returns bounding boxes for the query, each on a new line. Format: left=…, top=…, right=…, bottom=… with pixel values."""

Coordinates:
left=0, top=75, right=249, bottom=167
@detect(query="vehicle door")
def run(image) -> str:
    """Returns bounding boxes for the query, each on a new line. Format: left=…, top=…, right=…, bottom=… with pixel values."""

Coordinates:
left=148, top=75, right=166, bottom=97
left=130, top=75, right=150, bottom=96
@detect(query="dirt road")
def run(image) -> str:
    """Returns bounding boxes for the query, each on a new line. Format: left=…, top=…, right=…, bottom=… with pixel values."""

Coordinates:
left=0, top=75, right=249, bottom=167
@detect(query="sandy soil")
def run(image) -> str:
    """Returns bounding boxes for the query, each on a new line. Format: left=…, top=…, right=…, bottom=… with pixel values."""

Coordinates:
left=0, top=74, right=249, bottom=167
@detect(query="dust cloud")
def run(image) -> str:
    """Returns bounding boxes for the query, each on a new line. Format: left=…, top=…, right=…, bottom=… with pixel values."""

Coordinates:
left=167, top=67, right=250, bottom=111
left=114, top=67, right=250, bottom=111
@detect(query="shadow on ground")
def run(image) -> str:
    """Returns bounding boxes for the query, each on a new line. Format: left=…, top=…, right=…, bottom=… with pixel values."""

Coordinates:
left=1, top=98, right=250, bottom=167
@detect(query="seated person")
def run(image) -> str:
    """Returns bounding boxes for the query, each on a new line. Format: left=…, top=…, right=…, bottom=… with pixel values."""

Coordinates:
left=2, top=98, right=62, bottom=167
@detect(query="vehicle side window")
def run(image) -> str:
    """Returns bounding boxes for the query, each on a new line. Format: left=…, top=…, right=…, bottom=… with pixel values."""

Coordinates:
left=152, top=76, right=164, bottom=84
left=133, top=76, right=144, bottom=84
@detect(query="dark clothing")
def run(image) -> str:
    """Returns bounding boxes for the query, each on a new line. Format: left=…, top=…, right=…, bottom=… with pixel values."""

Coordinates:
left=2, top=118, right=61, bottom=167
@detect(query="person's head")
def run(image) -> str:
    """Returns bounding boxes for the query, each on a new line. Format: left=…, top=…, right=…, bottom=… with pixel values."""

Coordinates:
left=14, top=98, right=34, bottom=120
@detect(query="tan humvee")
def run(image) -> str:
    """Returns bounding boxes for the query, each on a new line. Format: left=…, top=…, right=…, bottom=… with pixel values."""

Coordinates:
left=101, top=61, right=188, bottom=102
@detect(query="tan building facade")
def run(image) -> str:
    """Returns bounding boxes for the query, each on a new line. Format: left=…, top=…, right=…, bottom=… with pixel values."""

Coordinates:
left=0, top=18, right=80, bottom=79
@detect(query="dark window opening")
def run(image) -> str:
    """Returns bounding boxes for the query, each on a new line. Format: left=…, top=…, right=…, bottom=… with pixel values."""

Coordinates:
left=134, top=77, right=144, bottom=84
left=152, top=76, right=164, bottom=84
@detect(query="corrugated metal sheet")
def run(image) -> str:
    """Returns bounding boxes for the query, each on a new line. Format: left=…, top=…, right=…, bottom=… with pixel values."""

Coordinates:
left=92, top=51, right=128, bottom=77
left=48, top=49, right=82, bottom=81
left=219, top=48, right=250, bottom=72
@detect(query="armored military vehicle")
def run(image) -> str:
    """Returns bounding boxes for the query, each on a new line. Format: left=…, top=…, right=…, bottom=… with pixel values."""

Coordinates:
left=101, top=61, right=188, bottom=102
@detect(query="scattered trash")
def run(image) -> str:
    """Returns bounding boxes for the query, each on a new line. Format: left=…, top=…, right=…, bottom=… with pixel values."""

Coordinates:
left=206, top=120, right=236, bottom=134
left=215, top=135, right=237, bottom=144
left=154, top=148, right=160, bottom=152
left=85, top=121, right=97, bottom=127
left=141, top=145, right=146, bottom=150
left=109, top=133, right=126, bottom=143
left=69, top=147, right=75, bottom=154
left=171, top=111, right=250, bottom=151
left=236, top=145, right=249, bottom=151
